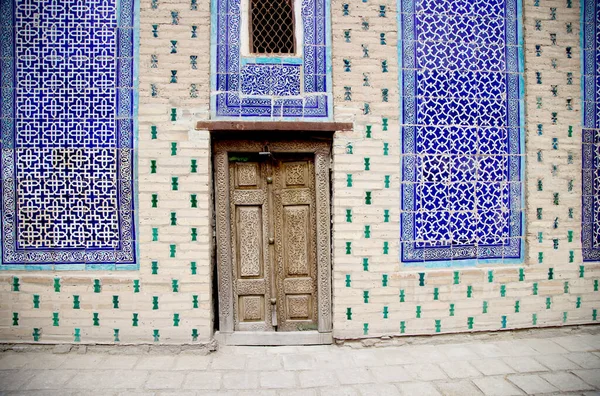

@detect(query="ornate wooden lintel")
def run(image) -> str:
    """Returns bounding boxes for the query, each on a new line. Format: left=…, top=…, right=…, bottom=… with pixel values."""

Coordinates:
left=196, top=121, right=353, bottom=132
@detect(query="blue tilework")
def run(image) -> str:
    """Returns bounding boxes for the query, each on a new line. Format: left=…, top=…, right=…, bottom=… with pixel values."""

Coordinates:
left=582, top=0, right=600, bottom=262
left=0, top=0, right=138, bottom=267
left=211, top=0, right=331, bottom=118
left=398, top=0, right=525, bottom=266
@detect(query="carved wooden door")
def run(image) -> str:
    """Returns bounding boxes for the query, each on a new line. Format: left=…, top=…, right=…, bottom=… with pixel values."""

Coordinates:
left=228, top=154, right=318, bottom=331
left=272, top=156, right=318, bottom=331
left=229, top=157, right=274, bottom=331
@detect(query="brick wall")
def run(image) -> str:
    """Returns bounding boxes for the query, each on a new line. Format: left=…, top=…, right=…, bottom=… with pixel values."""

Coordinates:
left=0, top=0, right=598, bottom=345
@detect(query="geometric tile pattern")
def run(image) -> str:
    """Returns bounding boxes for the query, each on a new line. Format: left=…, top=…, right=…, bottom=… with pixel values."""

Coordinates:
left=0, top=0, right=137, bottom=268
left=399, top=0, right=525, bottom=266
left=582, top=0, right=600, bottom=262
left=211, top=0, right=331, bottom=118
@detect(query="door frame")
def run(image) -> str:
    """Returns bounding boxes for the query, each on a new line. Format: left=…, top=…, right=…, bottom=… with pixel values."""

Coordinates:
left=213, top=139, right=332, bottom=345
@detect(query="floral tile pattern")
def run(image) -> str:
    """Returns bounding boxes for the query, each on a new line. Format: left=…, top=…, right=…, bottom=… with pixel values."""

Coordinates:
left=212, top=0, right=331, bottom=118
left=0, top=0, right=137, bottom=268
left=582, top=0, right=600, bottom=262
left=399, top=0, right=525, bottom=266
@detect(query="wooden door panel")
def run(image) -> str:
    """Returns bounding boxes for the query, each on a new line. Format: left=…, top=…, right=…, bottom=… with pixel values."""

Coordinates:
left=238, top=295, right=265, bottom=322
left=229, top=160, right=273, bottom=331
left=273, top=157, right=318, bottom=331
left=235, top=206, right=263, bottom=278
left=283, top=205, right=310, bottom=276
left=286, top=295, right=311, bottom=320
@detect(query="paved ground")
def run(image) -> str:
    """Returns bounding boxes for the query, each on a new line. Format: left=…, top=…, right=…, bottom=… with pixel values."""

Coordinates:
left=0, top=327, right=599, bottom=395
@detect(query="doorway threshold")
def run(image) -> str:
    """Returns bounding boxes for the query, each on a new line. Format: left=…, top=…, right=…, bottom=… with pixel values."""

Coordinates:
left=214, top=331, right=333, bottom=346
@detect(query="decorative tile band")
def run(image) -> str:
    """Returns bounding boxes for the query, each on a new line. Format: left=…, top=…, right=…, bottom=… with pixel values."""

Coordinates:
left=211, top=0, right=331, bottom=118
left=398, top=0, right=525, bottom=266
left=582, top=0, right=600, bottom=262
left=0, top=0, right=138, bottom=268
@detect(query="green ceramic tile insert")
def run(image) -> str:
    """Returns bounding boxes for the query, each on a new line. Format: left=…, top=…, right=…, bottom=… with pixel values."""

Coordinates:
left=93, top=313, right=99, bottom=326
left=383, top=306, right=389, bottom=318
left=191, top=228, right=198, bottom=241
left=363, top=258, right=369, bottom=271
left=132, top=313, right=139, bottom=326
left=93, top=279, right=101, bottom=293
left=74, top=328, right=81, bottom=342
left=133, top=280, right=140, bottom=293
left=152, top=296, right=159, bottom=310
left=192, top=329, right=199, bottom=341
left=363, top=290, right=369, bottom=303
left=345, top=275, right=351, bottom=287
left=399, top=289, right=405, bottom=302
left=190, top=159, right=198, bottom=173
left=12, top=313, right=18, bottom=326
left=12, top=277, right=19, bottom=292
left=190, top=194, right=198, bottom=208
left=73, top=295, right=80, bottom=309
left=192, top=295, right=199, bottom=308
left=346, top=308, right=352, bottom=320
left=33, top=295, right=39, bottom=308
left=172, top=279, right=179, bottom=292
left=173, top=313, right=180, bottom=326
left=32, top=328, right=40, bottom=341
left=112, top=296, right=119, bottom=309
left=53, top=278, right=60, bottom=292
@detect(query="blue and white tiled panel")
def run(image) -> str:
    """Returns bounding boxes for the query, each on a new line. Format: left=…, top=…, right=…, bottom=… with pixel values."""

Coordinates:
left=212, top=0, right=331, bottom=118
left=0, top=0, right=137, bottom=270
left=399, top=0, right=525, bottom=267
left=582, top=0, right=600, bottom=262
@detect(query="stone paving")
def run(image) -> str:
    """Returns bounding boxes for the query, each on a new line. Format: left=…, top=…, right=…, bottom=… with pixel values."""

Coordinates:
left=0, top=326, right=599, bottom=396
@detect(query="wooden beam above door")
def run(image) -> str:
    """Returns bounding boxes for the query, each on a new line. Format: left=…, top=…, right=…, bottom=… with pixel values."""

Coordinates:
left=196, top=121, right=353, bottom=132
